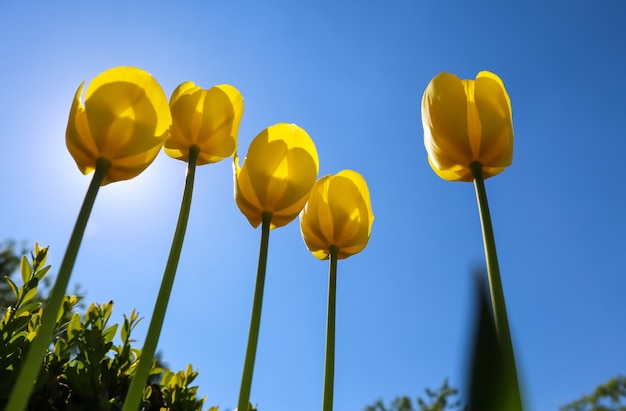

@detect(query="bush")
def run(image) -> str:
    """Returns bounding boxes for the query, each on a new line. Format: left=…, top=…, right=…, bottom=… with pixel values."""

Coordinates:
left=0, top=243, right=213, bottom=411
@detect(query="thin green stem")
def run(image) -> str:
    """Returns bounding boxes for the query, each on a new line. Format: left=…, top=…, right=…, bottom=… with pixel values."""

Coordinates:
left=237, top=211, right=272, bottom=411
left=122, top=146, right=200, bottom=411
left=470, top=161, right=522, bottom=411
left=322, top=246, right=339, bottom=411
left=7, top=158, right=111, bottom=411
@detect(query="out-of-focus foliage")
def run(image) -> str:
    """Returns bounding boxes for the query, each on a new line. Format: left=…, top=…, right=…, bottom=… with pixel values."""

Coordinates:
left=364, top=380, right=465, bottom=411
left=560, top=375, right=626, bottom=411
left=0, top=240, right=32, bottom=312
left=0, top=243, right=213, bottom=411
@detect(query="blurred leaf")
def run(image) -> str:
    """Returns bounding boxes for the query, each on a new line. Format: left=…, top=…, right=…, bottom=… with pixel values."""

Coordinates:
left=21, top=278, right=38, bottom=304
left=68, top=312, right=81, bottom=340
left=102, top=323, right=118, bottom=344
left=466, top=276, right=521, bottom=411
left=33, top=243, right=48, bottom=269
left=20, top=255, right=31, bottom=284
left=34, top=265, right=50, bottom=281
left=15, top=302, right=41, bottom=316
left=560, top=375, right=626, bottom=411
left=5, top=276, right=18, bottom=298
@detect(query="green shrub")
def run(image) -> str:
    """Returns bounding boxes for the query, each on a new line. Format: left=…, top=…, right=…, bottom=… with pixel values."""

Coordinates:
left=0, top=244, right=213, bottom=411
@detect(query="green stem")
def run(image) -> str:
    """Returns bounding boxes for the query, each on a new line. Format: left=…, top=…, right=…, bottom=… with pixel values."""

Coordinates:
left=7, top=158, right=111, bottom=411
left=237, top=211, right=272, bottom=411
left=470, top=161, right=522, bottom=410
left=322, top=246, right=339, bottom=411
left=122, top=146, right=200, bottom=411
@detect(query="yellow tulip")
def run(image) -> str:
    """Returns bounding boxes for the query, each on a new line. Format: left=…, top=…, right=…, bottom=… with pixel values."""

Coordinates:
left=165, top=82, right=243, bottom=164
left=66, top=66, right=171, bottom=185
left=300, top=170, right=374, bottom=260
left=234, top=123, right=319, bottom=229
left=422, top=71, right=513, bottom=182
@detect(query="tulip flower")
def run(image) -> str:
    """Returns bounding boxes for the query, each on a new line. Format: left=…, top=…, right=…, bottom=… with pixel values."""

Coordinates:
left=422, top=71, right=513, bottom=182
left=66, top=66, right=171, bottom=185
left=234, top=122, right=319, bottom=229
left=9, top=67, right=171, bottom=411
left=235, top=123, right=318, bottom=411
left=299, top=170, right=373, bottom=411
left=300, top=170, right=374, bottom=260
left=421, top=71, right=522, bottom=410
left=165, top=82, right=243, bottom=164
left=123, top=82, right=244, bottom=411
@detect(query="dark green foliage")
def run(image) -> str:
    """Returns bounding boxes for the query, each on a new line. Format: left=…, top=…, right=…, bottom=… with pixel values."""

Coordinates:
left=465, top=278, right=518, bottom=411
left=364, top=380, right=464, bottom=411
left=0, top=240, right=32, bottom=311
left=560, top=376, right=626, bottom=411
left=0, top=243, right=212, bottom=411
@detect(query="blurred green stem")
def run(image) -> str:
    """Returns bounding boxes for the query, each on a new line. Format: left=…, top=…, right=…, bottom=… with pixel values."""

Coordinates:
left=7, top=157, right=111, bottom=411
left=238, top=211, right=272, bottom=411
left=322, top=246, right=339, bottom=411
left=471, top=161, right=522, bottom=410
left=123, top=146, right=200, bottom=411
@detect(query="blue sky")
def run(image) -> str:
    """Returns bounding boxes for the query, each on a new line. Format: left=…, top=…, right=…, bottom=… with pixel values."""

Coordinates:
left=2, top=1, right=626, bottom=410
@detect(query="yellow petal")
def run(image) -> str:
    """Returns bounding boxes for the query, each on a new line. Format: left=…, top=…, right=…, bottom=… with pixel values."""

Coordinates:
left=170, top=81, right=201, bottom=106
left=166, top=83, right=243, bottom=164
left=422, top=71, right=514, bottom=181
left=234, top=153, right=265, bottom=228
left=474, top=71, right=513, bottom=168
left=300, top=170, right=373, bottom=260
left=422, top=72, right=473, bottom=171
left=234, top=123, right=319, bottom=229
left=66, top=82, right=98, bottom=175
left=65, top=66, right=171, bottom=185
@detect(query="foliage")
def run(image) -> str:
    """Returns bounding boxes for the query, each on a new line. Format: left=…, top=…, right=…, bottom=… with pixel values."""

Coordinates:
left=364, top=380, right=465, bottom=411
left=0, top=243, right=213, bottom=410
left=560, top=375, right=626, bottom=411
left=0, top=240, right=31, bottom=311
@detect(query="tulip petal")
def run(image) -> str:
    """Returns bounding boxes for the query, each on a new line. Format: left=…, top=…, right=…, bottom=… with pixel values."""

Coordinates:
left=166, top=83, right=243, bottom=165
left=422, top=73, right=473, bottom=171
left=67, top=82, right=99, bottom=176
left=234, top=123, right=319, bottom=229
left=300, top=170, right=373, bottom=260
left=475, top=72, right=513, bottom=168
left=422, top=71, right=514, bottom=181
left=65, top=67, right=171, bottom=185
left=234, top=154, right=265, bottom=228
left=170, top=81, right=201, bottom=106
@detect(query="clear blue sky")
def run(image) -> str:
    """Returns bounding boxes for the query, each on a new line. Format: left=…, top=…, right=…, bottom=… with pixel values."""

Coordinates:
left=2, top=1, right=625, bottom=410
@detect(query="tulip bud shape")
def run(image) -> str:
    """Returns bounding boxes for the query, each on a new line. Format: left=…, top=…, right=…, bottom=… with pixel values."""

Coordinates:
left=165, top=82, right=243, bottom=164
left=234, top=123, right=319, bottom=229
left=422, top=71, right=513, bottom=181
left=300, top=170, right=374, bottom=260
left=66, top=66, right=171, bottom=185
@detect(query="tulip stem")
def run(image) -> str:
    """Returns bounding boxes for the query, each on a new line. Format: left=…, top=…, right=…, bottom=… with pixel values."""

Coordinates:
left=7, top=158, right=111, bottom=411
left=470, top=161, right=522, bottom=411
left=237, top=211, right=272, bottom=411
left=322, top=246, right=339, bottom=411
left=122, top=146, right=200, bottom=411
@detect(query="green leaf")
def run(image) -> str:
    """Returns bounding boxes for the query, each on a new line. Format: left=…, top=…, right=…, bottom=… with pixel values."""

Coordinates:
left=21, top=279, right=38, bottom=304
left=33, top=243, right=48, bottom=269
left=467, top=277, right=521, bottom=411
left=121, top=317, right=130, bottom=344
left=67, top=312, right=82, bottom=340
left=5, top=276, right=19, bottom=298
left=35, top=265, right=51, bottom=281
left=20, top=255, right=31, bottom=283
left=15, top=302, right=42, bottom=316
left=103, top=323, right=119, bottom=344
